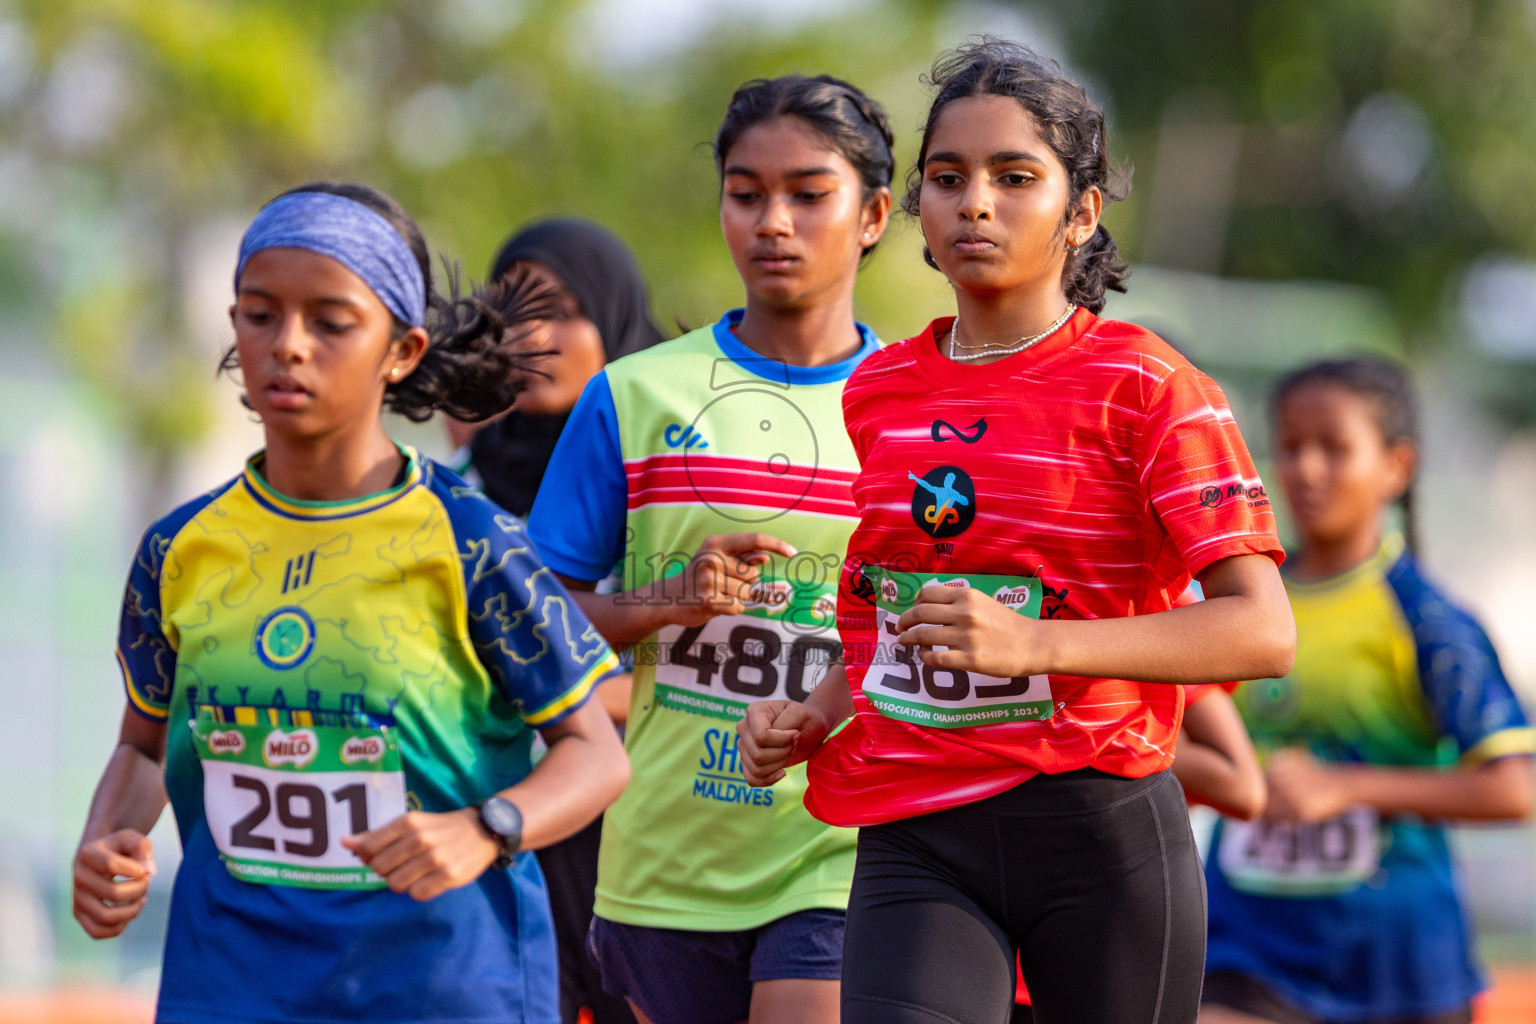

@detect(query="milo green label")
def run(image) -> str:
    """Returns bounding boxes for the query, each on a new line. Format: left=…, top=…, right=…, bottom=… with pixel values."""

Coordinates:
left=650, top=574, right=840, bottom=721
left=862, top=567, right=1054, bottom=729
left=190, top=712, right=407, bottom=890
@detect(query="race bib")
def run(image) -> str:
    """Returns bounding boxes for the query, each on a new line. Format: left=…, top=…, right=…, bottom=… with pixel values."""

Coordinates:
left=191, top=713, right=407, bottom=890
left=1217, top=807, right=1382, bottom=897
left=863, top=567, right=1053, bottom=729
left=651, top=577, right=841, bottom=721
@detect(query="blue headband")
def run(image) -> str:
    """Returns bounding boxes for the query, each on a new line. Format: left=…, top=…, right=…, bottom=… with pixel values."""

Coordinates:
left=234, top=191, right=427, bottom=327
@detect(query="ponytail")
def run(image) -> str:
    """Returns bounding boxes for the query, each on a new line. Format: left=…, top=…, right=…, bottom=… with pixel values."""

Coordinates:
left=387, top=268, right=553, bottom=423
left=1065, top=224, right=1130, bottom=314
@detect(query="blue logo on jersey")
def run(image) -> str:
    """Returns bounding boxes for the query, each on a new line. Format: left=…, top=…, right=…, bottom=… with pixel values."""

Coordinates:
left=663, top=423, right=709, bottom=450
left=909, top=465, right=976, bottom=538
left=256, top=606, right=316, bottom=671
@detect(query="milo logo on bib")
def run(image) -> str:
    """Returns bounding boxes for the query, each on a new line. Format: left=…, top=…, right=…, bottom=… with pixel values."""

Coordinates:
left=863, top=566, right=1053, bottom=729
left=263, top=729, right=318, bottom=768
left=743, top=580, right=792, bottom=616
left=207, top=729, right=245, bottom=755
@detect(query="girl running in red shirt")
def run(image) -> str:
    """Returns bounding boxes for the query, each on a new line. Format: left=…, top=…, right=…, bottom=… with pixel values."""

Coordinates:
left=740, top=39, right=1294, bottom=1024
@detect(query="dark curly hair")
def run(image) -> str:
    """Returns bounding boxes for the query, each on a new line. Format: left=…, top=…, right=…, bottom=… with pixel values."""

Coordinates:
left=904, top=37, right=1131, bottom=313
left=221, top=181, right=551, bottom=422
left=714, top=74, right=895, bottom=256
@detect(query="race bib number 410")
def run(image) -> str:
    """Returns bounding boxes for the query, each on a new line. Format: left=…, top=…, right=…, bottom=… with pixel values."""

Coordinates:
left=190, top=716, right=407, bottom=890
left=863, top=567, right=1053, bottom=729
left=1217, top=807, right=1382, bottom=897
left=650, top=576, right=841, bottom=721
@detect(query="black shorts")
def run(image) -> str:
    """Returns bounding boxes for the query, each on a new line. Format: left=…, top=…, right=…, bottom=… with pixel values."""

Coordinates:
left=536, top=815, right=636, bottom=1024
left=588, top=909, right=844, bottom=1024
left=1202, top=972, right=1474, bottom=1024
left=842, top=768, right=1206, bottom=1024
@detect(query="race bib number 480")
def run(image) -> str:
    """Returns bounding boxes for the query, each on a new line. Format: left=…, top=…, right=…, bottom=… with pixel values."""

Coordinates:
left=863, top=567, right=1053, bottom=729
left=651, top=576, right=841, bottom=721
left=1217, top=807, right=1382, bottom=897
left=190, top=716, right=407, bottom=890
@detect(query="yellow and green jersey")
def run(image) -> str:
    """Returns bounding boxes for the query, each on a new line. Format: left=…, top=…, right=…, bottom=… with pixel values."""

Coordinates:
left=528, top=311, right=876, bottom=930
left=118, top=447, right=618, bottom=1024
left=1206, top=534, right=1535, bottom=1021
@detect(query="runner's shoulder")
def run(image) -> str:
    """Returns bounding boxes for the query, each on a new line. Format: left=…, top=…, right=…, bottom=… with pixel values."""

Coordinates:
left=1072, top=317, right=1241, bottom=420
left=606, top=324, right=717, bottom=372
left=131, top=475, right=243, bottom=572
left=423, top=458, right=531, bottom=551
left=845, top=330, right=922, bottom=392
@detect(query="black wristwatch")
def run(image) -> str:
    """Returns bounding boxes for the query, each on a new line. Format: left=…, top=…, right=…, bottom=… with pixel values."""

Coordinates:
left=476, top=796, right=523, bottom=870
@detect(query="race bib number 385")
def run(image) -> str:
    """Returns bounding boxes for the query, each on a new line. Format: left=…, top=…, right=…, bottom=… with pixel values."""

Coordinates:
left=190, top=716, right=407, bottom=890
left=864, top=567, right=1053, bottom=729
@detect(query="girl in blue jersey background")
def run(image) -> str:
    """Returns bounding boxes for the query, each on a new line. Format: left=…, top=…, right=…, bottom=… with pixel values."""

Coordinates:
left=1202, top=358, right=1536, bottom=1024
left=71, top=181, right=629, bottom=1024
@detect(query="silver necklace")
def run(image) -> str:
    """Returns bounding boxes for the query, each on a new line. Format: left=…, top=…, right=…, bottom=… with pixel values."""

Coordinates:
left=947, top=304, right=1078, bottom=362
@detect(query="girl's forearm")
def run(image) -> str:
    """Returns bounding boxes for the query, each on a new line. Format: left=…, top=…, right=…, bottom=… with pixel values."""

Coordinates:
left=511, top=700, right=630, bottom=850
left=1173, top=739, right=1265, bottom=820
left=566, top=580, right=681, bottom=648
left=1033, top=554, right=1294, bottom=684
left=806, top=662, right=854, bottom=732
left=1332, top=757, right=1534, bottom=821
left=82, top=743, right=168, bottom=842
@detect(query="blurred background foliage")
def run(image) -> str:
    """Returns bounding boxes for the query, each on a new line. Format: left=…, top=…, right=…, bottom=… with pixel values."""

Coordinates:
left=4, top=0, right=1536, bottom=994
left=5, top=0, right=1536, bottom=469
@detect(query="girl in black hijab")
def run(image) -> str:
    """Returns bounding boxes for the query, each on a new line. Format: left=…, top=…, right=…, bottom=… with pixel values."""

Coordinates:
left=470, top=218, right=664, bottom=518
left=471, top=218, right=660, bottom=1024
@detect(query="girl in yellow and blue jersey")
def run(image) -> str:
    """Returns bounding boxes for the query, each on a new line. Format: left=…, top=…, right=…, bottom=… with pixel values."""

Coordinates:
left=70, top=182, right=629, bottom=1024
left=1202, top=358, right=1536, bottom=1024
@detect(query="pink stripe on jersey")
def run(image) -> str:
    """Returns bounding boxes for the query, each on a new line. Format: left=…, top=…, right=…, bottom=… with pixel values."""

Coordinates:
left=806, top=309, right=1283, bottom=828
left=625, top=453, right=859, bottom=517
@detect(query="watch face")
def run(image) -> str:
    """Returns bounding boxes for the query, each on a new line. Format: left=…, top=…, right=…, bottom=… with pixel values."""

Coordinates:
left=482, top=797, right=521, bottom=838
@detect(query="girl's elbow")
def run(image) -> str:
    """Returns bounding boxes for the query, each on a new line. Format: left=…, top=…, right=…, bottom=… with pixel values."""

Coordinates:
left=604, top=749, right=632, bottom=806
left=1256, top=610, right=1297, bottom=679
left=1501, top=762, right=1535, bottom=820
left=1232, top=775, right=1268, bottom=822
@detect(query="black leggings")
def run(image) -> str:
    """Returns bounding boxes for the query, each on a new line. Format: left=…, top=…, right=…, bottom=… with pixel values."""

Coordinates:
left=842, top=769, right=1206, bottom=1024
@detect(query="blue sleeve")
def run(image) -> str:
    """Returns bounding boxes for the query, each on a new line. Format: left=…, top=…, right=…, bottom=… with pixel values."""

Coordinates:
left=117, top=490, right=224, bottom=721
left=436, top=472, right=620, bottom=727
left=1387, top=554, right=1536, bottom=764
left=526, top=372, right=629, bottom=582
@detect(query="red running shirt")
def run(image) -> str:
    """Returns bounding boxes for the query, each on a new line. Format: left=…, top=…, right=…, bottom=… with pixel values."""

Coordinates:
left=806, top=310, right=1283, bottom=827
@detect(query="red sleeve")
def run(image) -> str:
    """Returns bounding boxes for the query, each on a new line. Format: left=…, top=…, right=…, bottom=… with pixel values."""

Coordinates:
left=1139, top=364, right=1284, bottom=576
left=1183, top=681, right=1240, bottom=707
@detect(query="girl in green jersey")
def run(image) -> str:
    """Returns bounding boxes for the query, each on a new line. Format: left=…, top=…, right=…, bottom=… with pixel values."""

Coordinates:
left=526, top=76, right=894, bottom=1024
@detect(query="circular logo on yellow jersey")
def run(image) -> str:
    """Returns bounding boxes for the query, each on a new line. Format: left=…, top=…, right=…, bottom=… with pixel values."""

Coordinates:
left=256, top=606, right=315, bottom=670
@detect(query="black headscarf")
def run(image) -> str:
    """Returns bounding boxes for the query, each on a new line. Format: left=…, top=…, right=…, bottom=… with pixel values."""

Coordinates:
left=470, top=218, right=664, bottom=517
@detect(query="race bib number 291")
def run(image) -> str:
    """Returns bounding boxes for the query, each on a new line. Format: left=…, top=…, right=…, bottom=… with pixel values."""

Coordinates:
left=191, top=716, right=407, bottom=891
left=864, top=567, right=1053, bottom=729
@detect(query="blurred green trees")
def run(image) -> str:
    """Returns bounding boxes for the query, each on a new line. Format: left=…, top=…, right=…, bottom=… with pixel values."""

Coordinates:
left=4, top=0, right=1535, bottom=467
left=1044, top=0, right=1536, bottom=344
